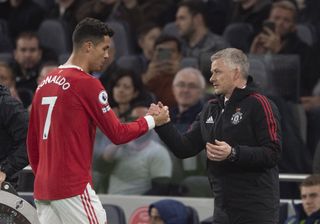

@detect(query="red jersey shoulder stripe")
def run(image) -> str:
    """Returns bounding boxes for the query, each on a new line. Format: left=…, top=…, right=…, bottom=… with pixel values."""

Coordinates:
left=251, top=93, right=278, bottom=142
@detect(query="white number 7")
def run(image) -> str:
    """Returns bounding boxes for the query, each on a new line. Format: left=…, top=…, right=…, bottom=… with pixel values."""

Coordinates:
left=41, top=96, right=57, bottom=140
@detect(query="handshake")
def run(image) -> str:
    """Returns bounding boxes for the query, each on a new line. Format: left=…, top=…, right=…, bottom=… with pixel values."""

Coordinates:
left=148, top=102, right=171, bottom=126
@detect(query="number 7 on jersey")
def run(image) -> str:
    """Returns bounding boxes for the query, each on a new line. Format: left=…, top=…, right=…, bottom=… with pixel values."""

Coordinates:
left=41, top=96, right=57, bottom=140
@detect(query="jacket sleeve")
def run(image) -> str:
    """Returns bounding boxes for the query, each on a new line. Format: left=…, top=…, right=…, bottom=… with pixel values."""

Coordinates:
left=78, top=78, right=153, bottom=145
left=235, top=94, right=282, bottom=168
left=155, top=114, right=205, bottom=159
left=1, top=95, right=29, bottom=177
left=27, top=98, right=39, bottom=175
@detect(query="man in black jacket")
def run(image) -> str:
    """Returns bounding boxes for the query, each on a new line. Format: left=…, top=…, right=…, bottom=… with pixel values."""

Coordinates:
left=0, top=84, right=29, bottom=188
left=150, top=48, right=282, bottom=223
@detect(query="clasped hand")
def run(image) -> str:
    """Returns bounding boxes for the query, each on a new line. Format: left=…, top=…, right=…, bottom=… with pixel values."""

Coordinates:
left=147, top=102, right=170, bottom=126
left=206, top=140, right=232, bottom=161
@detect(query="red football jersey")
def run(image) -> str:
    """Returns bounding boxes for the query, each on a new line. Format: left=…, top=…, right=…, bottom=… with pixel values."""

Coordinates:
left=27, top=65, right=153, bottom=200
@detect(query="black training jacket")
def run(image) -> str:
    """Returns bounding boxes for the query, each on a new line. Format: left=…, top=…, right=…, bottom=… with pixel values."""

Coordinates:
left=0, top=85, right=29, bottom=185
left=156, top=81, right=282, bottom=223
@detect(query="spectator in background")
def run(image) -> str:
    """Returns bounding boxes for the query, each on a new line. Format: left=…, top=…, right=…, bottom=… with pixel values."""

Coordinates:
left=76, top=0, right=117, bottom=23
left=0, top=0, right=44, bottom=41
left=114, top=23, right=162, bottom=78
left=171, top=67, right=206, bottom=133
left=142, top=35, right=182, bottom=108
left=136, top=23, right=162, bottom=75
left=101, top=105, right=172, bottom=195
left=300, top=80, right=320, bottom=156
left=175, top=0, right=229, bottom=58
left=148, top=199, right=189, bottom=224
left=229, top=0, right=271, bottom=36
left=48, top=0, right=85, bottom=43
left=140, top=0, right=177, bottom=27
left=0, top=84, right=29, bottom=189
left=250, top=0, right=316, bottom=96
left=108, top=0, right=144, bottom=53
left=37, top=62, right=59, bottom=85
left=285, top=174, right=320, bottom=224
left=11, top=32, right=42, bottom=93
left=0, top=62, right=19, bottom=99
left=99, top=39, right=118, bottom=87
left=298, top=0, right=320, bottom=41
left=107, top=69, right=154, bottom=121
left=93, top=69, right=156, bottom=193
left=169, top=67, right=207, bottom=194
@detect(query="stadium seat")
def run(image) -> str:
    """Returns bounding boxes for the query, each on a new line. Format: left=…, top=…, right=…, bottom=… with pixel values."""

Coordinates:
left=106, top=21, right=131, bottom=59
left=103, top=204, right=126, bottom=224
left=248, top=55, right=271, bottom=95
left=0, top=53, right=13, bottom=63
left=248, top=54, right=301, bottom=102
left=162, top=22, right=180, bottom=38
left=313, top=141, right=320, bottom=173
left=0, top=19, right=13, bottom=52
left=181, top=57, right=199, bottom=69
left=296, top=23, right=317, bottom=47
left=58, top=53, right=70, bottom=65
left=187, top=206, right=200, bottom=224
left=180, top=176, right=212, bottom=198
left=38, top=19, right=69, bottom=56
left=223, top=23, right=254, bottom=53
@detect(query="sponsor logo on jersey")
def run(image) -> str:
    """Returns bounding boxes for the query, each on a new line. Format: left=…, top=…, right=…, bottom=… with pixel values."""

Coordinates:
left=206, top=116, right=214, bottom=124
left=98, top=90, right=108, bottom=105
left=231, top=108, right=243, bottom=125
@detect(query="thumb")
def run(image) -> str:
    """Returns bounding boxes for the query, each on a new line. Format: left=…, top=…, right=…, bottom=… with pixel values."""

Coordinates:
left=215, top=139, right=224, bottom=145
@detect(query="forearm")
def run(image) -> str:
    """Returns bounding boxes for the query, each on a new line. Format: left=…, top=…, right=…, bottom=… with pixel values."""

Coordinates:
left=235, top=142, right=281, bottom=168
left=2, top=145, right=29, bottom=177
left=155, top=122, right=203, bottom=159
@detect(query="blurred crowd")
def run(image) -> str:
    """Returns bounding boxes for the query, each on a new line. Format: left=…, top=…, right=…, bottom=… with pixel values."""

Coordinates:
left=0, top=0, right=320, bottom=198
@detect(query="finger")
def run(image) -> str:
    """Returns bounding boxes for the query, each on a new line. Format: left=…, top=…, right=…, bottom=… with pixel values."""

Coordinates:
left=158, top=102, right=164, bottom=107
left=214, top=139, right=226, bottom=146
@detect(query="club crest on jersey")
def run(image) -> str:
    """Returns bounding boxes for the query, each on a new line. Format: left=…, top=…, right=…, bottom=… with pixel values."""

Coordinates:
left=98, top=90, right=108, bottom=105
left=231, top=108, right=243, bottom=125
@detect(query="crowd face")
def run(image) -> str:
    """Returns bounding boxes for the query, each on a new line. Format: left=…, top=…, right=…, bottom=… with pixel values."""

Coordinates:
left=14, top=37, right=42, bottom=70
left=88, top=35, right=111, bottom=73
left=301, top=185, right=320, bottom=216
left=175, top=6, right=195, bottom=39
left=37, top=65, right=58, bottom=85
left=269, top=7, right=295, bottom=37
left=139, top=27, right=161, bottom=60
left=149, top=208, right=164, bottom=224
left=173, top=71, right=203, bottom=109
left=112, top=76, right=137, bottom=105
left=154, top=41, right=181, bottom=62
left=0, top=65, right=14, bottom=88
left=210, top=59, right=237, bottom=98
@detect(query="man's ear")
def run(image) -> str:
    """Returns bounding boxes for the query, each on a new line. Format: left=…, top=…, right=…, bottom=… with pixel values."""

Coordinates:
left=138, top=37, right=144, bottom=49
left=193, top=13, right=202, bottom=26
left=233, top=66, right=241, bottom=80
left=84, top=41, right=93, bottom=53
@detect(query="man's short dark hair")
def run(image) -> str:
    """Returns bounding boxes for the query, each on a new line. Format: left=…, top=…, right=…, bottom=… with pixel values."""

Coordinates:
left=154, top=35, right=182, bottom=53
left=72, top=17, right=114, bottom=49
left=301, top=174, right=320, bottom=188
left=178, top=0, right=209, bottom=26
left=137, top=23, right=161, bottom=39
left=15, top=32, right=40, bottom=48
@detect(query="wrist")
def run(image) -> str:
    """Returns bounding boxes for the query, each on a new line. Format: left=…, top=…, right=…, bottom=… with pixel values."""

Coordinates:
left=227, top=146, right=239, bottom=162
